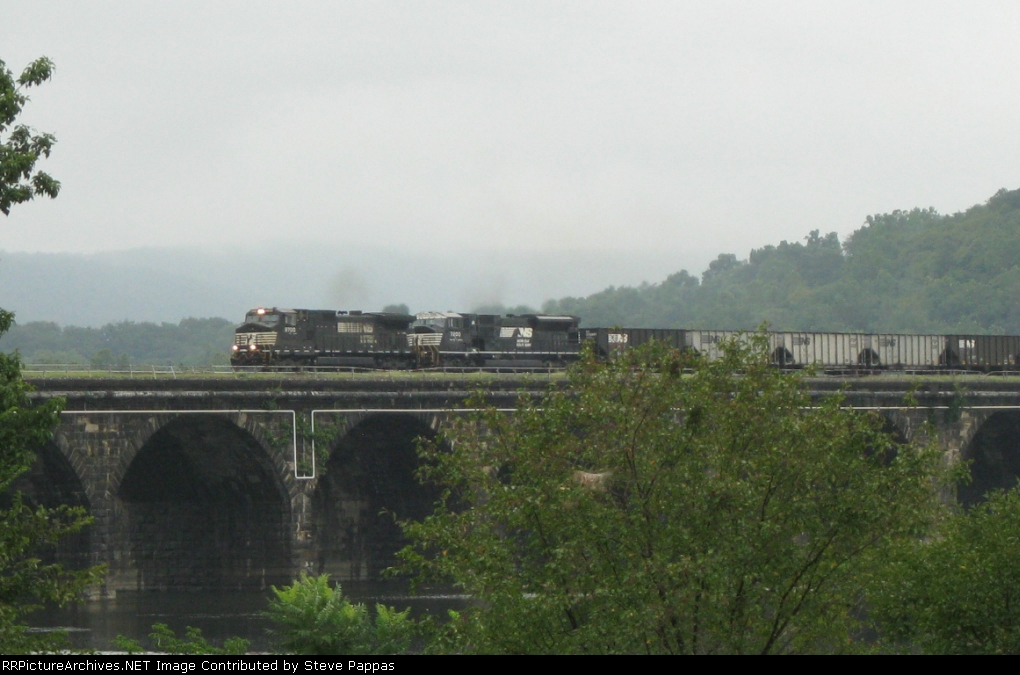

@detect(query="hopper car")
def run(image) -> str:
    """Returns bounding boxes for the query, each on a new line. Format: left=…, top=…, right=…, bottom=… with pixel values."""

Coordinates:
left=585, top=328, right=1020, bottom=372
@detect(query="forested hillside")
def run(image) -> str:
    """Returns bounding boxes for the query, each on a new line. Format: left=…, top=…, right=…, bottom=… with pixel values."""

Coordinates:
left=544, top=187, right=1020, bottom=334
left=0, top=318, right=235, bottom=366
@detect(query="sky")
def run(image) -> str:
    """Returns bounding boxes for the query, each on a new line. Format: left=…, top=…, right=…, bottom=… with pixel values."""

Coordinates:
left=3, top=1, right=1020, bottom=318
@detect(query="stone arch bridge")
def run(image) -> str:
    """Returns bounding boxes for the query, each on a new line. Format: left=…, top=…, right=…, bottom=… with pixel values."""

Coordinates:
left=15, top=375, right=1020, bottom=598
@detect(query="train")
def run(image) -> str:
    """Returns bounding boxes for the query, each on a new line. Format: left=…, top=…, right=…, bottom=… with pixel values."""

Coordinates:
left=230, top=307, right=582, bottom=369
left=231, top=306, right=1020, bottom=372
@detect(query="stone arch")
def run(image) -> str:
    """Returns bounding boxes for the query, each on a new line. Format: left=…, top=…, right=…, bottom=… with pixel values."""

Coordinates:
left=880, top=411, right=921, bottom=442
left=50, top=426, right=102, bottom=512
left=312, top=412, right=444, bottom=581
left=958, top=411, right=1020, bottom=507
left=867, top=414, right=909, bottom=466
left=109, top=412, right=299, bottom=501
left=117, top=414, right=293, bottom=590
left=1, top=439, right=92, bottom=571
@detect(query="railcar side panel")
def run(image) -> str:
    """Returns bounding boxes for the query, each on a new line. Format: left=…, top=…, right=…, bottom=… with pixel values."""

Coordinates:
left=583, top=327, right=687, bottom=358
left=944, top=335, right=1020, bottom=368
left=771, top=332, right=862, bottom=368
left=867, top=334, right=945, bottom=368
left=684, top=330, right=744, bottom=361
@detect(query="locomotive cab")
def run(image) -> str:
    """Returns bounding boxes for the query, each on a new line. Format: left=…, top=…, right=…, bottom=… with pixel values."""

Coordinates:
left=232, top=307, right=297, bottom=365
left=411, top=312, right=472, bottom=349
left=409, top=312, right=501, bottom=366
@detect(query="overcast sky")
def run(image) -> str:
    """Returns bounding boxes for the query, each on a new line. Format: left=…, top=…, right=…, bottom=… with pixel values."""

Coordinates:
left=3, top=1, right=1020, bottom=285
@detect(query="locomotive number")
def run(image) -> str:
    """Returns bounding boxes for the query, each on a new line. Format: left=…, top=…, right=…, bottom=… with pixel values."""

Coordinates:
left=608, top=333, right=629, bottom=344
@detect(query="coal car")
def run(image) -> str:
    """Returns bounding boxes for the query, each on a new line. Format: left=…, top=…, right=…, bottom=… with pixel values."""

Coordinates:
left=583, top=327, right=1020, bottom=372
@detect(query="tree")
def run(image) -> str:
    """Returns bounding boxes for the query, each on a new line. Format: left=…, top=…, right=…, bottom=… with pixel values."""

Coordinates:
left=399, top=335, right=947, bottom=654
left=0, top=55, right=101, bottom=653
left=0, top=309, right=102, bottom=653
left=1, top=56, right=60, bottom=215
left=868, top=489, right=1020, bottom=654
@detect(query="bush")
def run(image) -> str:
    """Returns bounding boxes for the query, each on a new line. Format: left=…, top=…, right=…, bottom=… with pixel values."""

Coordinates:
left=113, top=624, right=248, bottom=655
left=869, top=489, right=1020, bottom=654
left=266, top=574, right=414, bottom=655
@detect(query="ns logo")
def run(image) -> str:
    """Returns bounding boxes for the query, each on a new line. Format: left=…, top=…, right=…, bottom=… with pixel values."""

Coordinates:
left=500, top=327, right=534, bottom=339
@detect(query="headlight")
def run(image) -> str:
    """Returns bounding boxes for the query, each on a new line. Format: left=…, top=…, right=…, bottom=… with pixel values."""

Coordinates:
left=249, top=344, right=258, bottom=351
left=232, top=345, right=239, bottom=351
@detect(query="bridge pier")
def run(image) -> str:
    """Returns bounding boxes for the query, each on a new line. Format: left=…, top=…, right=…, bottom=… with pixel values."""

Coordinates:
left=310, top=411, right=444, bottom=582
left=49, top=411, right=312, bottom=597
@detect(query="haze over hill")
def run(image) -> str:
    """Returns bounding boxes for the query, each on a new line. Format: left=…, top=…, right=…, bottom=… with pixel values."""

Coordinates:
left=0, top=245, right=695, bottom=327
left=5, top=186, right=1020, bottom=366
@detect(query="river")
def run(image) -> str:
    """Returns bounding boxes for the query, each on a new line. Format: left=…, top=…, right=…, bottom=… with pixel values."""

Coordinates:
left=29, top=581, right=467, bottom=653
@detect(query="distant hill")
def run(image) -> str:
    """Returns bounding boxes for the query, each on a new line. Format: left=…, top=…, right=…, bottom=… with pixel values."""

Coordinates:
left=544, top=187, right=1020, bottom=335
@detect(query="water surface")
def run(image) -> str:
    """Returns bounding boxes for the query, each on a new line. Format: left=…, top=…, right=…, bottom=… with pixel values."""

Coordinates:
left=30, top=581, right=466, bottom=653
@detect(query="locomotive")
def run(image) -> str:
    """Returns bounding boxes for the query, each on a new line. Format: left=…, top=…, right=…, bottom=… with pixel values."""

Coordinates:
left=232, top=307, right=1020, bottom=372
left=231, top=307, right=583, bottom=369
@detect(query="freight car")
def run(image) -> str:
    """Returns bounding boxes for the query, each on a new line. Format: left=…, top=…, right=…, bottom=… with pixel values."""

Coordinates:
left=232, top=307, right=583, bottom=369
left=582, top=327, right=1020, bottom=372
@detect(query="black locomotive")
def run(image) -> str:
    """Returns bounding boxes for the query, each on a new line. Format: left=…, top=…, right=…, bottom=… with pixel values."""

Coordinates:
left=231, top=307, right=583, bottom=369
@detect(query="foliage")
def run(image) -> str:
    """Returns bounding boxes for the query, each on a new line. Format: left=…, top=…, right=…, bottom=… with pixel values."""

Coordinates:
left=399, top=335, right=948, bottom=654
left=544, top=187, right=1020, bottom=335
left=0, top=309, right=104, bottom=653
left=113, top=624, right=248, bottom=655
left=0, top=317, right=236, bottom=367
left=111, top=633, right=145, bottom=654
left=868, top=489, right=1020, bottom=654
left=266, top=574, right=415, bottom=655
left=0, top=56, right=60, bottom=215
